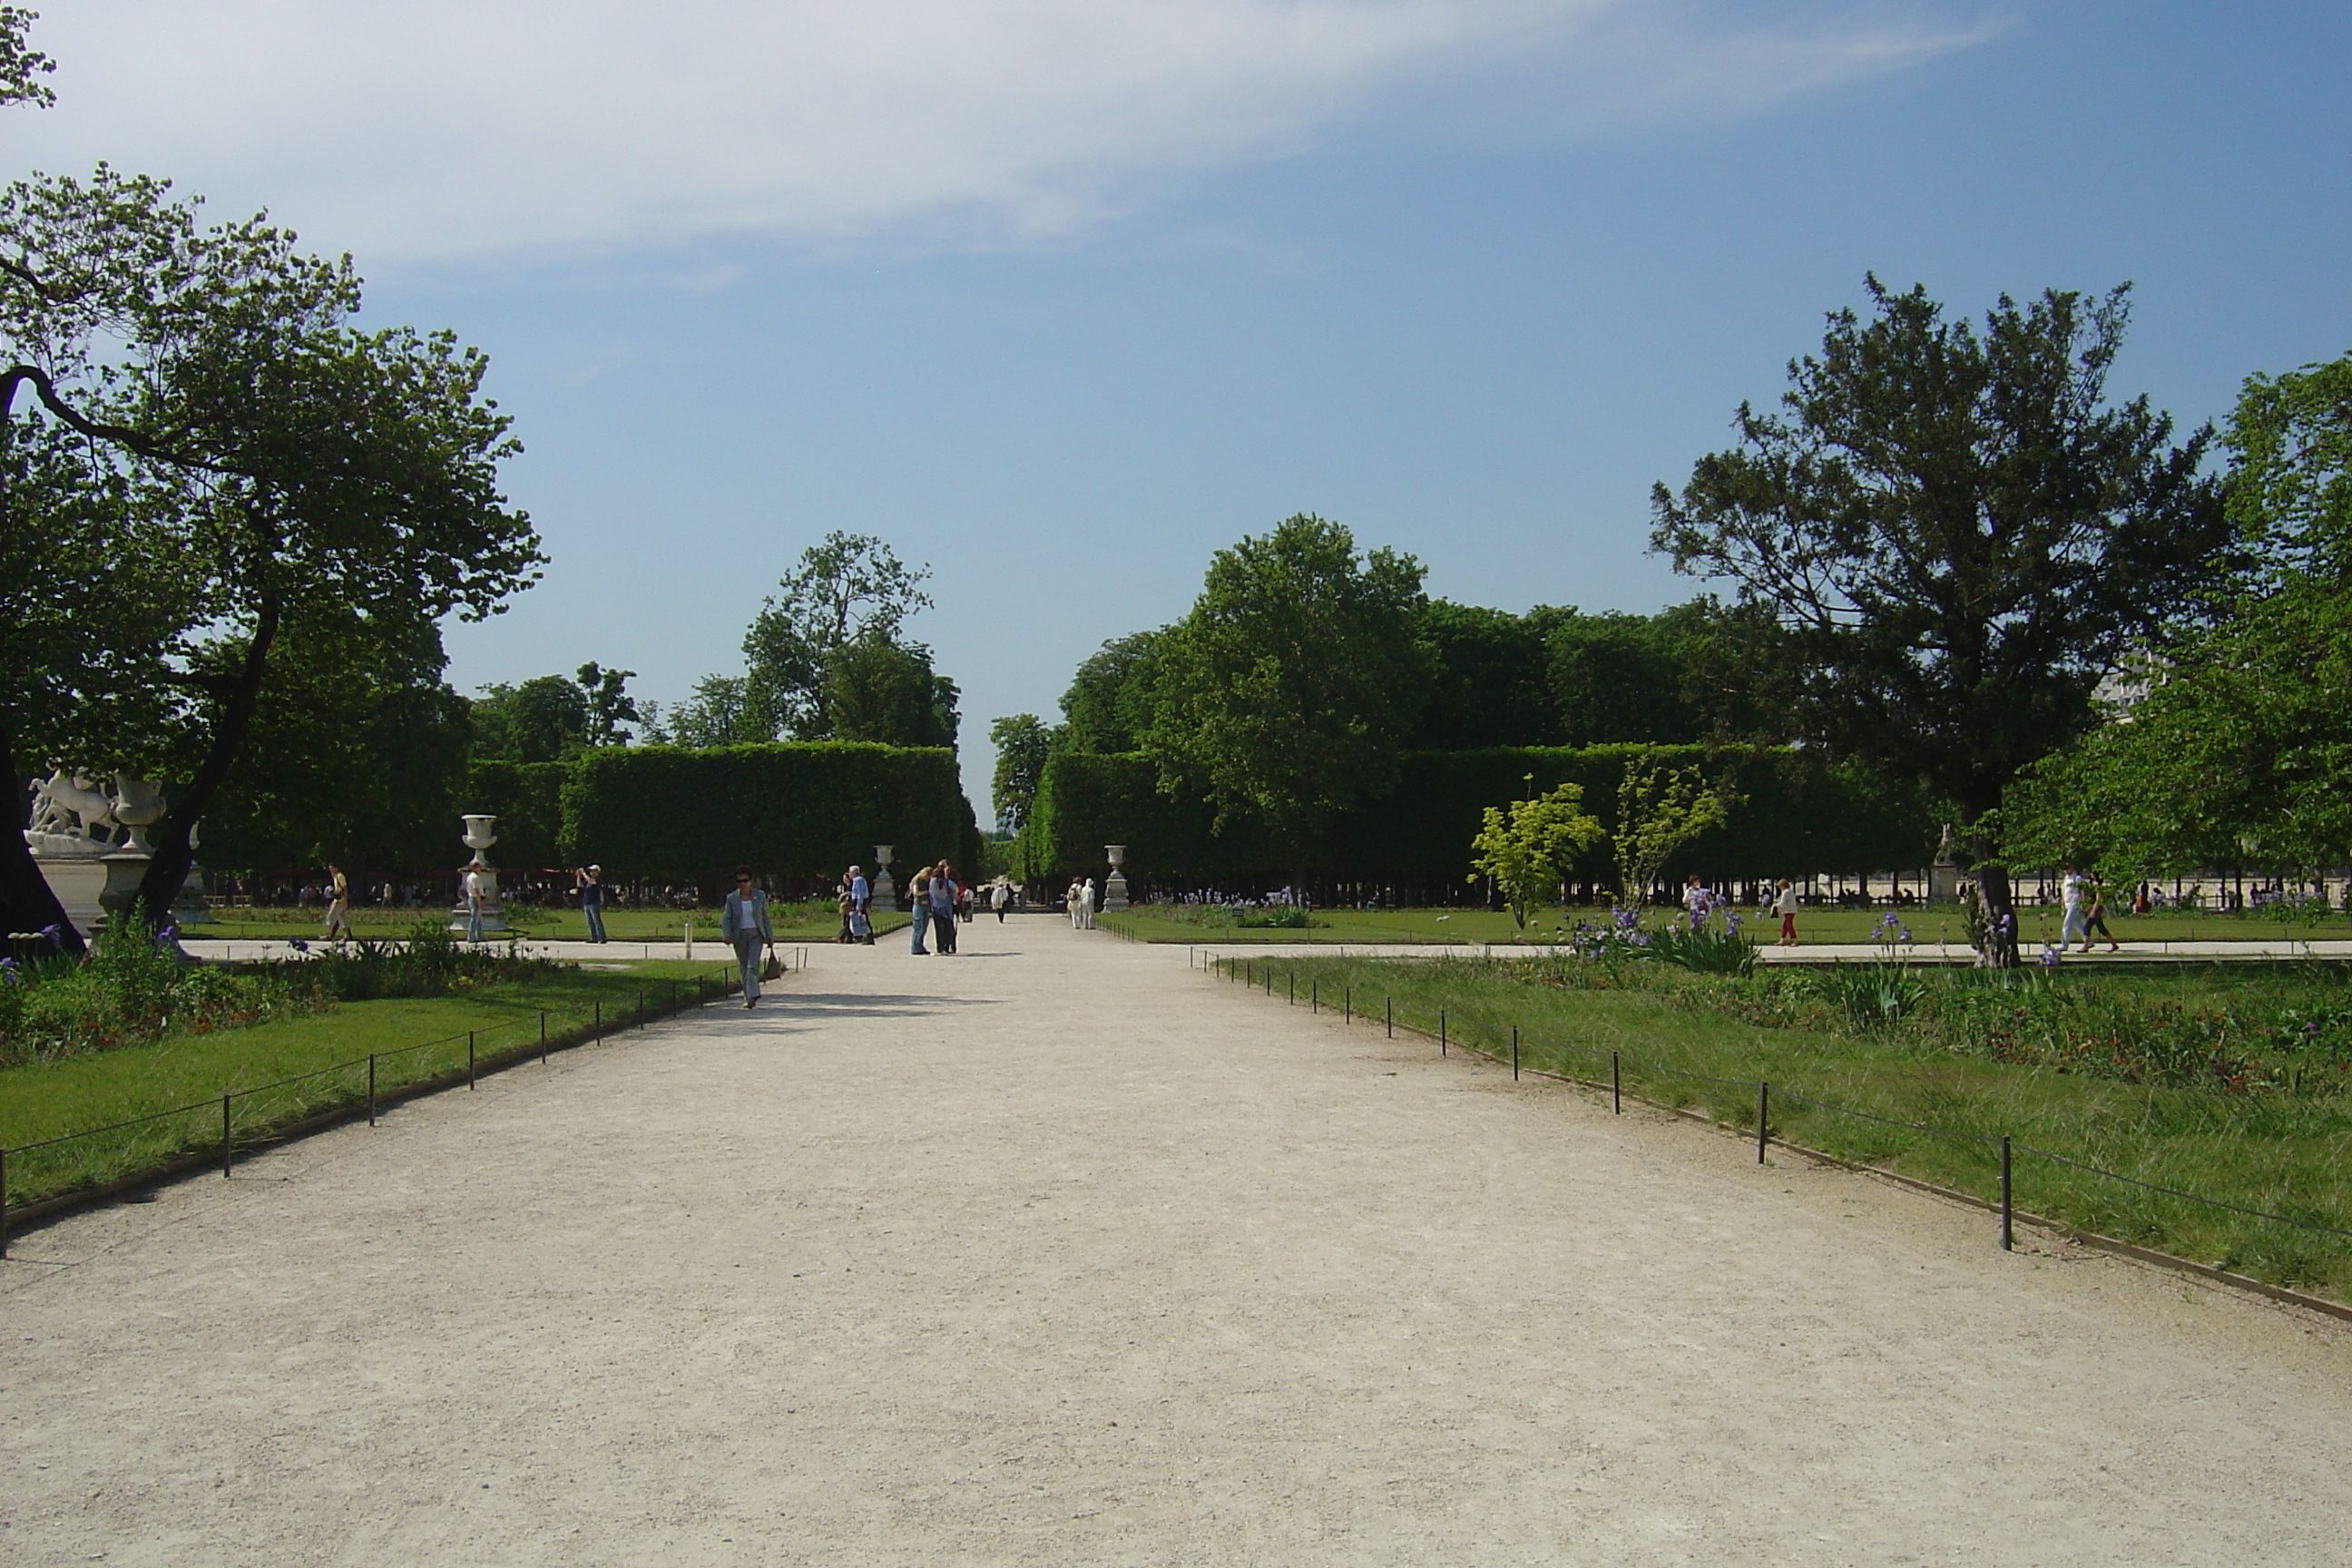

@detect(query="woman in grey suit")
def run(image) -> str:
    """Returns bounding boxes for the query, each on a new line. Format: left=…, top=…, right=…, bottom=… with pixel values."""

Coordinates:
left=721, top=866, right=775, bottom=1007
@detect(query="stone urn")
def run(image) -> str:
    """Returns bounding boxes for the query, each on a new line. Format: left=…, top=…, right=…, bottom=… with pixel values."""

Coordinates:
left=112, top=775, right=166, bottom=854
left=1103, top=844, right=1130, bottom=912
left=871, top=844, right=897, bottom=913
left=448, top=813, right=510, bottom=936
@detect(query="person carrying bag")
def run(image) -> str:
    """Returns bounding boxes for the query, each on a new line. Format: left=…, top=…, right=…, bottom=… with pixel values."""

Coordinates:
left=721, top=866, right=776, bottom=1008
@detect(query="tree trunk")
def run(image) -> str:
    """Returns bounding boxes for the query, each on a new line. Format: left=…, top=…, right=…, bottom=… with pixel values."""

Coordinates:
left=1969, top=822, right=2021, bottom=968
left=133, top=600, right=279, bottom=931
left=0, top=716, right=88, bottom=956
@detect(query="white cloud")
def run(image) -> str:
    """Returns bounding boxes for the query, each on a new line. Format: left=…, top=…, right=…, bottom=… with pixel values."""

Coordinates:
left=9, top=2, right=1996, bottom=263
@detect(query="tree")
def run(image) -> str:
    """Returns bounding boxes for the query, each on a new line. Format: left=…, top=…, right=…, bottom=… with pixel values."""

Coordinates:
left=574, top=662, right=640, bottom=749
left=1468, top=778, right=1604, bottom=930
left=1059, top=630, right=1163, bottom=754
left=471, top=676, right=587, bottom=762
left=0, top=7, right=54, bottom=108
left=989, top=713, right=1056, bottom=833
left=742, top=532, right=933, bottom=739
left=2003, top=348, right=2352, bottom=883
left=662, top=675, right=767, bottom=749
left=1650, top=278, right=2230, bottom=964
left=1142, top=514, right=1435, bottom=879
left=823, top=633, right=958, bottom=749
left=1412, top=603, right=1560, bottom=750
left=1544, top=603, right=1720, bottom=746
left=1612, top=756, right=1731, bottom=906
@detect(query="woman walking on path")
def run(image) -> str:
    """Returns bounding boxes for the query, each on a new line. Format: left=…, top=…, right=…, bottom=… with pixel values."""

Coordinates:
left=722, top=867, right=775, bottom=1007
left=991, top=881, right=1010, bottom=923
left=907, top=867, right=933, bottom=954
left=1772, top=877, right=1799, bottom=946
left=1066, top=879, right=1083, bottom=929
left=322, top=864, right=353, bottom=942
left=2059, top=865, right=2090, bottom=948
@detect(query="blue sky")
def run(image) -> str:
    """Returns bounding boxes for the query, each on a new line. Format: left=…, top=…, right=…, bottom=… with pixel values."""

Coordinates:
left=17, top=2, right=2349, bottom=818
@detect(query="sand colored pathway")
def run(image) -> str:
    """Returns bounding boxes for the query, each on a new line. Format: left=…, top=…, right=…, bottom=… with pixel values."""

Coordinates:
left=7, top=917, right=2352, bottom=1565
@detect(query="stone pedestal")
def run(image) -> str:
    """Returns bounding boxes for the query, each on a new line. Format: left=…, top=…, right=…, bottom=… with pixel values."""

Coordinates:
left=29, top=839, right=107, bottom=936
left=872, top=845, right=897, bottom=913
left=1103, top=844, right=1130, bottom=912
left=448, top=813, right=511, bottom=936
left=1928, top=822, right=1962, bottom=904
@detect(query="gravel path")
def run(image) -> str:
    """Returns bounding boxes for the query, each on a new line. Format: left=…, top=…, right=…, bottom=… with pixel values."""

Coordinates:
left=7, top=917, right=2352, bottom=1565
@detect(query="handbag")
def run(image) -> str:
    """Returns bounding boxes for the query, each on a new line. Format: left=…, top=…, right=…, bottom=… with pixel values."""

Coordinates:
left=760, top=952, right=783, bottom=982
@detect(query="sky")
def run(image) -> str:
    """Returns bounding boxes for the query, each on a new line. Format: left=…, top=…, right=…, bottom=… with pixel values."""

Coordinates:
left=14, top=1, right=2350, bottom=821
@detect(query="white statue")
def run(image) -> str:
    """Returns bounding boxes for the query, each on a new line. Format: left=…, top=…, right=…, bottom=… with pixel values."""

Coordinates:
left=27, top=768, right=118, bottom=845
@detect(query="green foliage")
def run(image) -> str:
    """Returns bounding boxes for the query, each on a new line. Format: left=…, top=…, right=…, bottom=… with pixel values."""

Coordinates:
left=2003, top=349, right=2352, bottom=881
left=655, top=675, right=766, bottom=749
left=561, top=741, right=967, bottom=882
left=574, top=662, right=642, bottom=749
left=1413, top=602, right=1559, bottom=749
left=1651, top=277, right=2234, bottom=963
left=1059, top=630, right=1164, bottom=754
left=824, top=633, right=959, bottom=749
left=1467, top=779, right=1605, bottom=928
left=0, top=926, right=306, bottom=1063
left=1142, top=514, right=1436, bottom=869
left=1544, top=602, right=1719, bottom=746
left=1022, top=743, right=1932, bottom=888
left=465, top=760, right=569, bottom=872
left=742, top=532, right=934, bottom=740
left=988, top=713, right=1055, bottom=833
left=0, top=6, right=56, bottom=108
left=1612, top=756, right=1733, bottom=903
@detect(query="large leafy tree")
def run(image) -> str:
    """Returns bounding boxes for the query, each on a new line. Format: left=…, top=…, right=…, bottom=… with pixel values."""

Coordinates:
left=1411, top=602, right=1561, bottom=750
left=988, top=712, right=1055, bottom=834
left=2004, top=349, right=2352, bottom=882
left=823, top=633, right=959, bottom=750
left=742, top=532, right=933, bottom=739
left=1142, top=514, right=1435, bottom=880
left=1058, top=630, right=1163, bottom=754
left=1651, top=278, right=2231, bottom=964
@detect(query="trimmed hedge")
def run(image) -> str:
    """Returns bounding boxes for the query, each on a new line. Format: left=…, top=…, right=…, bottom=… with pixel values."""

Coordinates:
left=1018, top=745, right=1936, bottom=889
left=560, top=742, right=971, bottom=884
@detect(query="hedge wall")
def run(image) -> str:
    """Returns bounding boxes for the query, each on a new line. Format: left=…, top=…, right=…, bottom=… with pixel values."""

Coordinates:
left=1018, top=745, right=1936, bottom=890
left=559, top=742, right=972, bottom=883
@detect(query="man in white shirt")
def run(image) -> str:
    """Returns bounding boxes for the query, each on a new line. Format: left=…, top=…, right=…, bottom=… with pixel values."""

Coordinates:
left=2059, top=866, right=2088, bottom=948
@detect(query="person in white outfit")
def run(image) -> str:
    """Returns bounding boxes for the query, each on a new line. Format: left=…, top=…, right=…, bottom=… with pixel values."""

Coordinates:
left=1079, top=878, right=1098, bottom=929
left=2059, top=865, right=2088, bottom=947
left=1067, top=879, right=1083, bottom=928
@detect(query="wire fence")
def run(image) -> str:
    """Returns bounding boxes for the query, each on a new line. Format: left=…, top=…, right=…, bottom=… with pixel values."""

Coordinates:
left=0, top=963, right=760, bottom=1255
left=1198, top=951, right=2352, bottom=1316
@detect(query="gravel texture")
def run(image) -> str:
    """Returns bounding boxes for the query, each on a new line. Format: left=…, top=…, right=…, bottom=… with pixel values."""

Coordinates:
left=7, top=916, right=2352, bottom=1565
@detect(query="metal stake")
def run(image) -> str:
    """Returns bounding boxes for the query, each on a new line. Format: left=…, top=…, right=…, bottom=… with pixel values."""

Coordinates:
left=2001, top=1136, right=2014, bottom=1251
left=1344, top=987, right=1350, bottom=1024
left=1757, top=1082, right=1769, bottom=1163
left=2, top=1146, right=11, bottom=1259
left=1512, top=1026, right=1520, bottom=1081
left=368, top=1054, right=377, bottom=1125
left=467, top=1030, right=476, bottom=1089
left=1310, top=979, right=1317, bottom=1014
left=221, top=1093, right=233, bottom=1178
left=1440, top=1009, right=1446, bottom=1055
left=594, top=999, right=602, bottom=1036
left=1386, top=997, right=1392, bottom=1038
left=1612, top=1051, right=1621, bottom=1114
left=540, top=1010, right=548, bottom=1064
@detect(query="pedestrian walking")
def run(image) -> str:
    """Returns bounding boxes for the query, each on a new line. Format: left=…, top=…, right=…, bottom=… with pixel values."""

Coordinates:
left=322, top=863, right=353, bottom=941
left=1772, top=877, right=1799, bottom=946
left=907, top=867, right=933, bottom=954
left=2059, top=864, right=2090, bottom=948
left=991, top=880, right=1010, bottom=923
left=848, top=864, right=874, bottom=944
left=1683, top=873, right=1710, bottom=927
left=721, top=866, right=776, bottom=1007
left=2081, top=877, right=2120, bottom=954
left=576, top=864, right=608, bottom=944
left=1066, top=878, right=1083, bottom=928
left=1078, top=877, right=1098, bottom=930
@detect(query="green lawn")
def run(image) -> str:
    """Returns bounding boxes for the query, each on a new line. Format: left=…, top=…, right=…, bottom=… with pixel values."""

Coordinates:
left=191, top=902, right=912, bottom=944
left=1099, top=903, right=2349, bottom=947
left=1213, top=951, right=2352, bottom=1303
left=1, top=957, right=739, bottom=1210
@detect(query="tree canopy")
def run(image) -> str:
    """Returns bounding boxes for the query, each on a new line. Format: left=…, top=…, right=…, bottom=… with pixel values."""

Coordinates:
left=1141, top=514, right=1434, bottom=874
left=742, top=532, right=933, bottom=740
left=1651, top=277, right=2231, bottom=961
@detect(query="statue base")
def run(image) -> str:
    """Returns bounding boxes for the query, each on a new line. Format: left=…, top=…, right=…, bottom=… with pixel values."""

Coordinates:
left=871, top=871, right=896, bottom=914
left=1103, top=870, right=1130, bottom=911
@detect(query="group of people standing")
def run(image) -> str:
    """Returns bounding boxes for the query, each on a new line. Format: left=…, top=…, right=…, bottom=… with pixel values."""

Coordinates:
left=1064, top=877, right=1097, bottom=929
left=906, top=861, right=968, bottom=955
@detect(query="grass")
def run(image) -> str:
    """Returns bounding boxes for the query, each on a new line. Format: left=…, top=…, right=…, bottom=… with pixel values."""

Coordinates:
left=192, top=901, right=912, bottom=944
left=1100, top=903, right=2351, bottom=947
left=0, top=957, right=737, bottom=1210
left=1208, top=950, right=2352, bottom=1304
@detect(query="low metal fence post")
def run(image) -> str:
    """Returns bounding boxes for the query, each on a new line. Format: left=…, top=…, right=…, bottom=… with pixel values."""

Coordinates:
left=540, top=1011, right=548, bottom=1064
left=1311, top=979, right=1318, bottom=1014
left=1344, top=987, right=1350, bottom=1024
left=2001, top=1136, right=2014, bottom=1251
left=1757, top=1082, right=1769, bottom=1163
left=1386, top=996, right=1392, bottom=1038
left=1612, top=1051, right=1621, bottom=1114
left=1512, top=1026, right=1519, bottom=1081
left=594, top=999, right=602, bottom=1037
left=221, top=1093, right=233, bottom=1178
left=368, top=1055, right=377, bottom=1126
left=1440, top=1009, right=1446, bottom=1055
left=1, top=1145, right=10, bottom=1259
left=467, top=1031, right=477, bottom=1089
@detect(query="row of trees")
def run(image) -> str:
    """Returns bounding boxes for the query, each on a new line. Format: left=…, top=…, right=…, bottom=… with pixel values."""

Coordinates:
left=2, top=12, right=542, bottom=947
left=1001, top=276, right=2339, bottom=965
